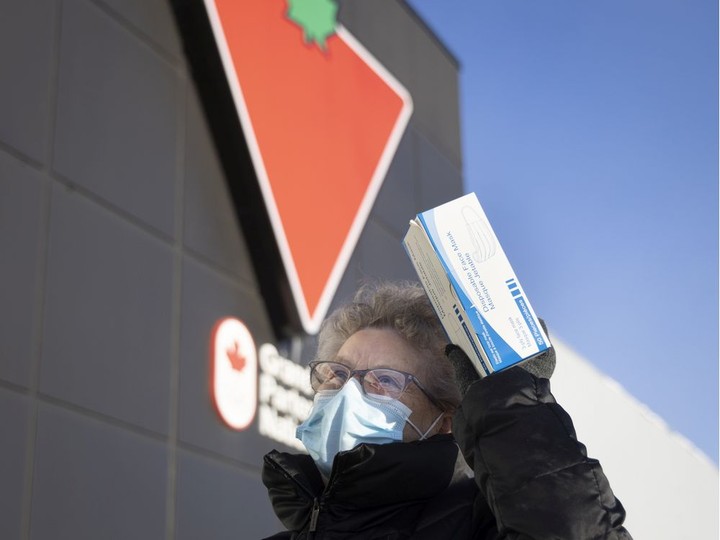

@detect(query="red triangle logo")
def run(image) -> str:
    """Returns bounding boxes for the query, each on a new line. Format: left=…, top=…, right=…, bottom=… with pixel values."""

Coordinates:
left=205, top=0, right=413, bottom=333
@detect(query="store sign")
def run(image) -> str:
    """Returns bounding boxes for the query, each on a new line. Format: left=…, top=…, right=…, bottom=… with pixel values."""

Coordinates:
left=211, top=318, right=312, bottom=450
left=258, top=344, right=312, bottom=450
left=199, top=0, right=413, bottom=334
left=211, top=318, right=258, bottom=430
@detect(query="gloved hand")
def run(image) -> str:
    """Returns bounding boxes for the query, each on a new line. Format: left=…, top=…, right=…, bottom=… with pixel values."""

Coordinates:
left=520, top=318, right=556, bottom=380
left=445, top=319, right=556, bottom=396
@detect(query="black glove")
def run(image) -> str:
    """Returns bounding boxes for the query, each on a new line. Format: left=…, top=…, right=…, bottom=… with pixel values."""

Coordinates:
left=446, top=319, right=556, bottom=396
left=520, top=318, right=556, bottom=380
left=445, top=343, right=481, bottom=397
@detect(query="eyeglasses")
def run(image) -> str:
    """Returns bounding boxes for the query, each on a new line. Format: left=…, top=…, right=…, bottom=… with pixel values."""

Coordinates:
left=309, top=361, right=443, bottom=410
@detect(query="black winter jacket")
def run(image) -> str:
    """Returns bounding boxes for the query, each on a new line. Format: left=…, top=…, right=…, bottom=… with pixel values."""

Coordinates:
left=262, top=367, right=631, bottom=539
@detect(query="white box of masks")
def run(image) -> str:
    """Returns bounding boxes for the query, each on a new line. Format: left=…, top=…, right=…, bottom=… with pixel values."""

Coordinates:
left=403, top=193, right=551, bottom=377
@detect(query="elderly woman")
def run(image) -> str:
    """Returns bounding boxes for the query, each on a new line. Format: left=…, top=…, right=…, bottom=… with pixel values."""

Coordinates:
left=262, top=282, right=631, bottom=539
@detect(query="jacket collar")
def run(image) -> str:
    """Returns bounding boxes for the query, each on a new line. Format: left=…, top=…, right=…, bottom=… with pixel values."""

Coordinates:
left=324, top=434, right=458, bottom=505
left=263, top=435, right=459, bottom=532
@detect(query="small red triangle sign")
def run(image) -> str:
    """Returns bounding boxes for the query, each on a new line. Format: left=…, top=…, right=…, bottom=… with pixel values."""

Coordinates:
left=205, top=0, right=413, bottom=333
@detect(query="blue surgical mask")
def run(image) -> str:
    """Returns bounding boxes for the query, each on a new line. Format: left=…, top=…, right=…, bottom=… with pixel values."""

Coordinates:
left=296, top=379, right=442, bottom=476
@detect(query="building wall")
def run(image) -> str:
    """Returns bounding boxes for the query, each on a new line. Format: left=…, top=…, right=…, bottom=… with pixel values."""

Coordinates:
left=0, top=1, right=463, bottom=538
left=550, top=338, right=719, bottom=539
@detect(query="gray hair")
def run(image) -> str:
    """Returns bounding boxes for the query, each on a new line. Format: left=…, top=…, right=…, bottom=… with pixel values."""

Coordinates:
left=315, top=281, right=461, bottom=413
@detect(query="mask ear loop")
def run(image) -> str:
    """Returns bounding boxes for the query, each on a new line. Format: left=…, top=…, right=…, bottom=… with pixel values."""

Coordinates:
left=406, top=411, right=444, bottom=440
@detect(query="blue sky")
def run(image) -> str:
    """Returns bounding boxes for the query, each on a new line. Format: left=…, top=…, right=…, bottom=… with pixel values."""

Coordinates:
left=407, top=0, right=718, bottom=462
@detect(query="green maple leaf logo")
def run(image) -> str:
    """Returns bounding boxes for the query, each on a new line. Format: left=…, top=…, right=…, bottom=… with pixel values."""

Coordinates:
left=286, top=0, right=338, bottom=50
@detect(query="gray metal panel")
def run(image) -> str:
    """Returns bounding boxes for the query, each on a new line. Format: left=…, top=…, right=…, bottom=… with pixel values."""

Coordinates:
left=0, top=389, right=29, bottom=540
left=53, top=0, right=179, bottom=237
left=416, top=130, right=464, bottom=210
left=337, top=0, right=415, bottom=101
left=30, top=403, right=167, bottom=540
left=0, top=0, right=55, bottom=162
left=337, top=0, right=462, bottom=171
left=409, top=23, right=463, bottom=172
left=177, top=256, right=278, bottom=462
left=0, top=152, right=45, bottom=387
left=175, top=449, right=282, bottom=540
left=96, top=0, right=183, bottom=60
left=40, top=185, right=174, bottom=434
left=371, top=128, right=418, bottom=237
left=0, top=1, right=464, bottom=537
left=326, top=246, right=361, bottom=317
left=356, top=219, right=417, bottom=284
left=184, top=85, right=256, bottom=282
